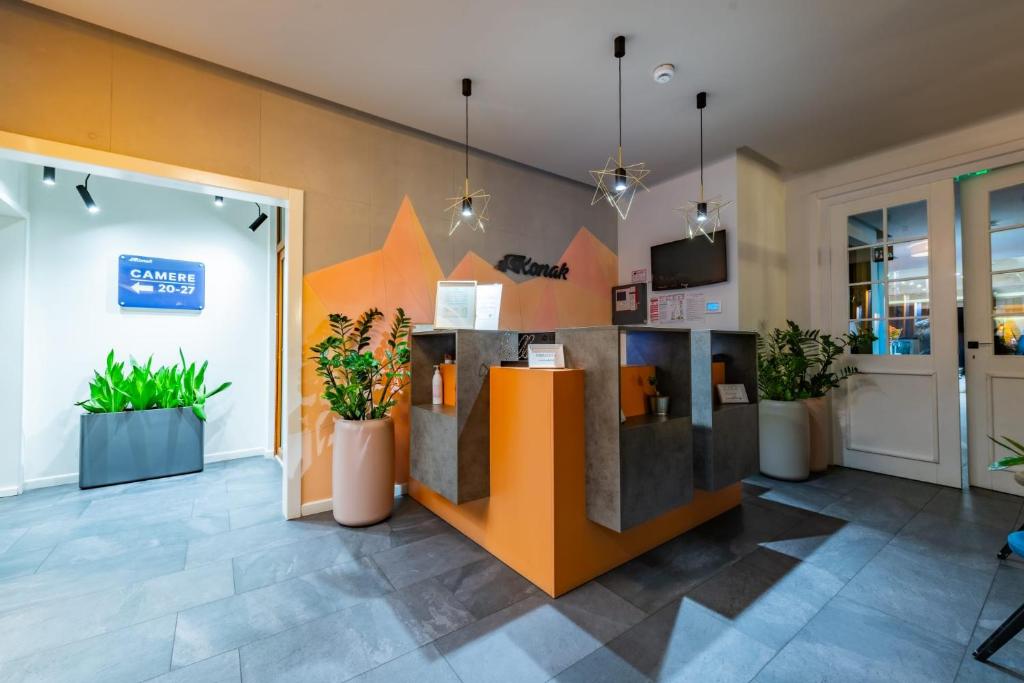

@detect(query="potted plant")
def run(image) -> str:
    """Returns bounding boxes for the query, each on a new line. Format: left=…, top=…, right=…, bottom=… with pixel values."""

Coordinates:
left=311, top=307, right=411, bottom=527
left=76, top=350, right=230, bottom=488
left=989, top=435, right=1024, bottom=486
left=647, top=374, right=670, bottom=416
left=756, top=321, right=871, bottom=480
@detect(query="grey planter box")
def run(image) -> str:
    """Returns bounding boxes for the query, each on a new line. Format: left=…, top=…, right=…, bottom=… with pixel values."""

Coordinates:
left=79, top=407, right=204, bottom=489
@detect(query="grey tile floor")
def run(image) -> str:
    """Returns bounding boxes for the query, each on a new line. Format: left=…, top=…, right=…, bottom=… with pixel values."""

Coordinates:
left=2, top=457, right=1024, bottom=682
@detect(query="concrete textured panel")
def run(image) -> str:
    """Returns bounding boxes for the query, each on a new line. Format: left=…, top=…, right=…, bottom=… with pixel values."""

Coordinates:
left=619, top=416, right=694, bottom=531
left=110, top=46, right=262, bottom=178
left=691, top=331, right=759, bottom=491
left=410, top=405, right=458, bottom=502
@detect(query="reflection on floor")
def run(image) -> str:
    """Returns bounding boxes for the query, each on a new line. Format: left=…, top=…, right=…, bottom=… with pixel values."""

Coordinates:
left=1, top=457, right=1023, bottom=682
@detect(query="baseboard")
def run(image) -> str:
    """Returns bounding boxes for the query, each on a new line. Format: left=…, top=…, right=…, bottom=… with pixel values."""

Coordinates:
left=300, top=483, right=407, bottom=517
left=23, top=472, right=78, bottom=490
left=205, top=448, right=270, bottom=464
left=0, top=484, right=22, bottom=498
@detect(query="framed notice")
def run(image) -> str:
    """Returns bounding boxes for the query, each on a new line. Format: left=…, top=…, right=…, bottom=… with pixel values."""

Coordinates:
left=716, top=384, right=750, bottom=404
left=434, top=281, right=477, bottom=329
left=527, top=344, right=565, bottom=369
left=474, top=284, right=503, bottom=330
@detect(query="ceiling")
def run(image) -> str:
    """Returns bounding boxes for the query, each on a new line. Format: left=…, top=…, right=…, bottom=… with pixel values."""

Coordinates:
left=27, top=0, right=1024, bottom=185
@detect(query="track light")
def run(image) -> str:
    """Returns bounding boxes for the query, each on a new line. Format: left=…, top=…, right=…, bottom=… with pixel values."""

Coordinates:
left=42, top=166, right=56, bottom=186
left=214, top=196, right=224, bottom=207
left=76, top=174, right=99, bottom=213
left=249, top=203, right=268, bottom=232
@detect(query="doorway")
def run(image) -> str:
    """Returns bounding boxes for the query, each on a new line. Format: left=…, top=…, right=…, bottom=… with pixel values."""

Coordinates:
left=829, top=180, right=962, bottom=487
left=961, top=164, right=1024, bottom=494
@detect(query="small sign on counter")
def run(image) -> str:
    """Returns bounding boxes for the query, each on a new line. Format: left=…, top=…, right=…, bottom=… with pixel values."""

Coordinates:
left=527, top=344, right=565, bottom=369
left=716, top=384, right=750, bottom=404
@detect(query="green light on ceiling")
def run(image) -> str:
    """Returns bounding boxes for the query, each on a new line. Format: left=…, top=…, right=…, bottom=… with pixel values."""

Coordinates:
left=954, top=169, right=990, bottom=182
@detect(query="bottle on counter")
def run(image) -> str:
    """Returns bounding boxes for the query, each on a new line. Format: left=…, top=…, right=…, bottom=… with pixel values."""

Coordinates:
left=432, top=365, right=443, bottom=405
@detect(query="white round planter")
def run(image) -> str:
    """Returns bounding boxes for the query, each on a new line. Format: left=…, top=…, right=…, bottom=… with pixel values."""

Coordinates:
left=759, top=399, right=810, bottom=481
left=331, top=417, right=395, bottom=527
left=803, top=395, right=832, bottom=473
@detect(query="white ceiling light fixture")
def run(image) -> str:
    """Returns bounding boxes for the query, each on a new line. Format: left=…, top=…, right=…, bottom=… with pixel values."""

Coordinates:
left=653, top=64, right=675, bottom=84
left=445, top=77, right=490, bottom=237
left=590, top=35, right=650, bottom=221
left=676, top=91, right=731, bottom=242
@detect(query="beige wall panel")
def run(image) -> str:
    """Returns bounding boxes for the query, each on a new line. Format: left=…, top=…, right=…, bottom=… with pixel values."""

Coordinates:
left=302, top=190, right=372, bottom=274
left=0, top=4, right=112, bottom=149
left=109, top=46, right=261, bottom=178
left=260, top=92, right=374, bottom=200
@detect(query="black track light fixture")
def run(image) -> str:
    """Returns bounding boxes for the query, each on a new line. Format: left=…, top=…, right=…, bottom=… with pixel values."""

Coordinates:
left=249, top=203, right=268, bottom=232
left=214, top=196, right=224, bottom=207
left=76, top=174, right=99, bottom=213
left=42, top=166, right=56, bottom=186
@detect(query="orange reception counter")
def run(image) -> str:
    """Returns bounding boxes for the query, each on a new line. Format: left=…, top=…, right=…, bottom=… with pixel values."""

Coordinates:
left=409, top=365, right=742, bottom=598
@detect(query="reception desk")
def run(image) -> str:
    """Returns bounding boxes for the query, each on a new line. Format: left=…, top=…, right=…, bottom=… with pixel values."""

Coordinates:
left=409, top=364, right=742, bottom=597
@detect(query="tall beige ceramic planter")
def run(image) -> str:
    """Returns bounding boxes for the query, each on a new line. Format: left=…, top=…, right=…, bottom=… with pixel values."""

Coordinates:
left=804, top=395, right=832, bottom=473
left=332, top=417, right=395, bottom=527
left=759, top=399, right=810, bottom=481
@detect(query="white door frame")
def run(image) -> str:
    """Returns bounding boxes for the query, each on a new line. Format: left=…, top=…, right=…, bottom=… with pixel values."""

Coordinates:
left=0, top=130, right=304, bottom=519
left=962, top=163, right=1024, bottom=494
left=827, top=181, right=961, bottom=487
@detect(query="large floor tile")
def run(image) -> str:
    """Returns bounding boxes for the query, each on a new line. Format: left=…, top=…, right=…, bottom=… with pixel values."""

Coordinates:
left=0, top=561, right=233, bottom=663
left=849, top=474, right=941, bottom=508
left=228, top=502, right=282, bottom=530
left=923, top=487, right=1023, bottom=531
left=232, top=523, right=391, bottom=593
left=436, top=581, right=644, bottom=683
left=839, top=543, right=993, bottom=646
left=239, top=578, right=474, bottom=683
left=801, top=466, right=878, bottom=495
left=0, top=526, right=28, bottom=554
left=552, top=644, right=653, bottom=683
left=753, top=596, right=964, bottom=683
left=819, top=488, right=920, bottom=534
left=0, top=547, right=50, bottom=580
left=184, top=516, right=336, bottom=567
left=978, top=564, right=1024, bottom=634
left=759, top=514, right=892, bottom=580
left=0, top=614, right=177, bottom=683
left=956, top=626, right=1024, bottom=682
left=695, top=500, right=807, bottom=557
left=436, top=556, right=539, bottom=619
left=372, top=530, right=488, bottom=589
left=753, top=481, right=841, bottom=513
left=599, top=597, right=777, bottom=683
left=172, top=556, right=393, bottom=666
left=145, top=650, right=241, bottom=683
left=347, top=644, right=461, bottom=683
left=892, top=510, right=1007, bottom=572
left=688, top=548, right=845, bottom=650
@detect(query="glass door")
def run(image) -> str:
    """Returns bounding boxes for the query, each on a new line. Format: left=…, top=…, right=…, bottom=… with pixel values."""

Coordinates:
left=962, top=165, right=1024, bottom=494
left=829, top=180, right=961, bottom=486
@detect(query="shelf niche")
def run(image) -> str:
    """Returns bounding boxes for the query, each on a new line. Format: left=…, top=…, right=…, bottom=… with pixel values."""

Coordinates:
left=555, top=326, right=694, bottom=532
left=410, top=329, right=517, bottom=504
left=690, top=330, right=759, bottom=490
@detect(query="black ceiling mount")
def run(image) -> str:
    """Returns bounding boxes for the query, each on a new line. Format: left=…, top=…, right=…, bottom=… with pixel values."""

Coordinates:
left=697, top=91, right=707, bottom=110
left=462, top=78, right=472, bottom=97
left=614, top=35, right=625, bottom=59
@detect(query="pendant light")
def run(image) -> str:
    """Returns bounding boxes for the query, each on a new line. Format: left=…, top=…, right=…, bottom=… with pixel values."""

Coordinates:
left=676, top=91, right=730, bottom=242
left=590, top=35, right=649, bottom=220
left=445, top=78, right=490, bottom=236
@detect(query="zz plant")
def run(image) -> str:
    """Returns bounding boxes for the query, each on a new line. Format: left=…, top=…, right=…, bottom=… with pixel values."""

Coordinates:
left=310, top=307, right=412, bottom=420
left=989, top=435, right=1024, bottom=471
left=77, top=350, right=231, bottom=421
left=757, top=320, right=874, bottom=401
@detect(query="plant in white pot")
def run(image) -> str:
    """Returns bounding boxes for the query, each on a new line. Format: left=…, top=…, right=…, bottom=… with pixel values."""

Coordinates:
left=311, top=307, right=411, bottom=526
left=989, top=435, right=1024, bottom=487
left=756, top=322, right=870, bottom=480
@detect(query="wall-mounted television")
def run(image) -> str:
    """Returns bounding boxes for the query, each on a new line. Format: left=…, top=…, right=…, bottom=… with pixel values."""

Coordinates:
left=650, top=231, right=727, bottom=291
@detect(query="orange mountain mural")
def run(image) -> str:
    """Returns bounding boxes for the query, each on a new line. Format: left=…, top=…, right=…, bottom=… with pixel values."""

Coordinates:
left=301, top=196, right=617, bottom=504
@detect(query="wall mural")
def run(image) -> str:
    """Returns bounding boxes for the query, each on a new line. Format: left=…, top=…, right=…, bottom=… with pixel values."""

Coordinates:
left=301, top=196, right=617, bottom=504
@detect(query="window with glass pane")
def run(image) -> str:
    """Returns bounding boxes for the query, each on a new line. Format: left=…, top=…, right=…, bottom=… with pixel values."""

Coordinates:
left=990, top=184, right=1024, bottom=355
left=847, top=201, right=930, bottom=355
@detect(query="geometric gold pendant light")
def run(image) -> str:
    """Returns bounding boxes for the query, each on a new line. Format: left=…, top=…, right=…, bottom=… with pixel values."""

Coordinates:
left=590, top=35, right=649, bottom=220
left=675, top=91, right=730, bottom=242
left=446, top=77, right=490, bottom=236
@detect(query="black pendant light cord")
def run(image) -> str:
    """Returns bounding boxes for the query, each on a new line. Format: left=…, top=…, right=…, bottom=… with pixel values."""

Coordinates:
left=699, top=104, right=703, bottom=194
left=465, top=92, right=469, bottom=181
left=618, top=56, right=622, bottom=152
left=84, top=173, right=91, bottom=188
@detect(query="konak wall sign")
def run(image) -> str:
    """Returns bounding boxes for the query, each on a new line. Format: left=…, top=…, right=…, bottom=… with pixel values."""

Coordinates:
left=495, top=254, right=570, bottom=280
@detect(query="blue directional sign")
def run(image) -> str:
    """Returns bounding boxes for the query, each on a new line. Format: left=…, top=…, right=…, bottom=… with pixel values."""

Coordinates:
left=118, top=254, right=205, bottom=310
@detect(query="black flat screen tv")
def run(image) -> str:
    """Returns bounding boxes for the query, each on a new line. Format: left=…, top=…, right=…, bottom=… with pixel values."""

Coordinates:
left=650, top=231, right=727, bottom=291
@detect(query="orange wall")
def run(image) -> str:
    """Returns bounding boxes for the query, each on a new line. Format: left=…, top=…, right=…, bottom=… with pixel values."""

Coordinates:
left=0, top=3, right=618, bottom=506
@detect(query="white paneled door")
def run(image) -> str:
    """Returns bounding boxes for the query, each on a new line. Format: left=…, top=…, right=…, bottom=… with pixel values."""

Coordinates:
left=829, top=181, right=961, bottom=486
left=962, top=165, right=1024, bottom=495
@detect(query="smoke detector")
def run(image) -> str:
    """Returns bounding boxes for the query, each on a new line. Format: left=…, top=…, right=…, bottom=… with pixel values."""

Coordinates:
left=652, top=64, right=675, bottom=84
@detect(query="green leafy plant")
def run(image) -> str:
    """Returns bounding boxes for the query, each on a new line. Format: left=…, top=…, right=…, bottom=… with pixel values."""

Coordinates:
left=648, top=374, right=664, bottom=397
left=76, top=350, right=230, bottom=421
left=310, top=307, right=412, bottom=420
left=989, top=435, right=1024, bottom=471
left=757, top=320, right=875, bottom=401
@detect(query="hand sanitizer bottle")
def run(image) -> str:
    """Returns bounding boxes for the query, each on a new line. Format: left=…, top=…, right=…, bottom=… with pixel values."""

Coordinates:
left=432, top=365, right=443, bottom=405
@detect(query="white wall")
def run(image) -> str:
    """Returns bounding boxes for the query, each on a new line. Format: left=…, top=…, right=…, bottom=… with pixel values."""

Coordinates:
left=617, top=155, right=740, bottom=329
left=0, top=159, right=28, bottom=216
left=0, top=215, right=27, bottom=496
left=21, top=170, right=275, bottom=487
left=736, top=150, right=787, bottom=333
